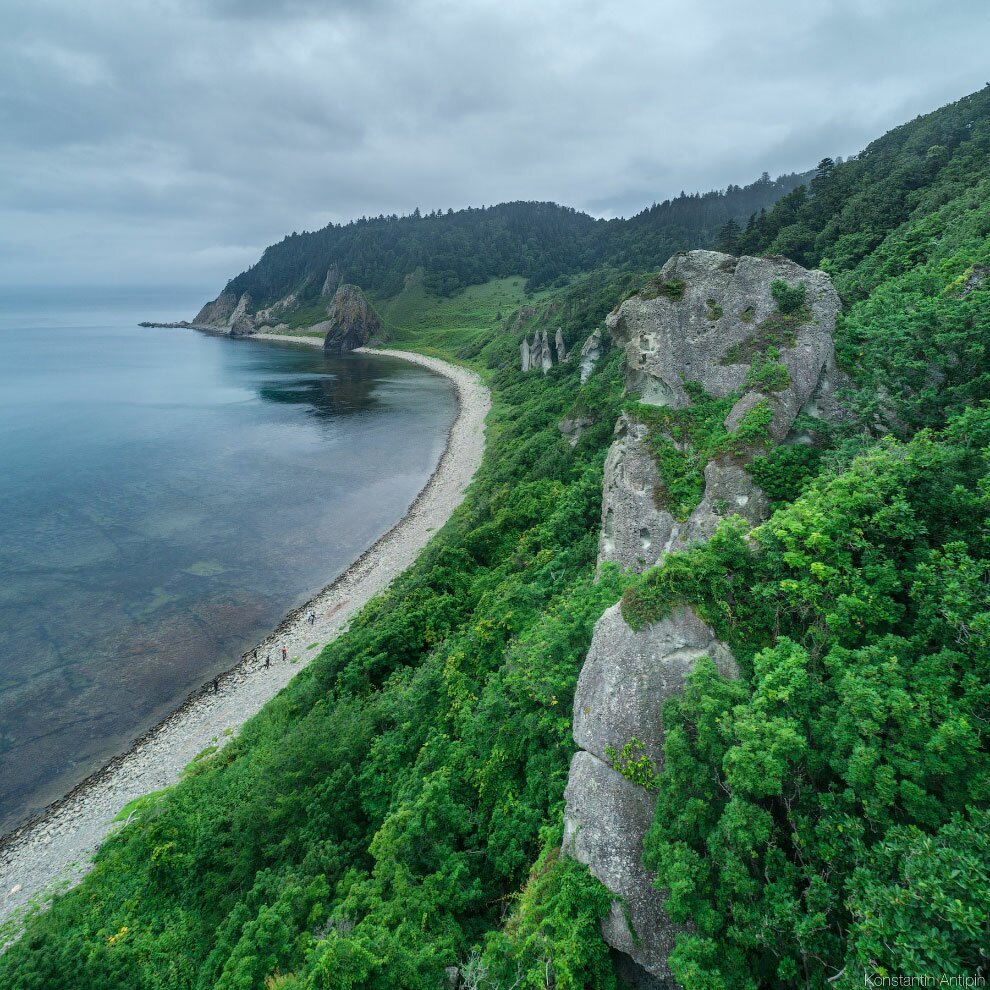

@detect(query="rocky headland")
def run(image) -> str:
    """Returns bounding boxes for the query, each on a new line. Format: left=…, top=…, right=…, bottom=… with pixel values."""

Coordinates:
left=319, top=283, right=388, bottom=352
left=167, top=271, right=389, bottom=353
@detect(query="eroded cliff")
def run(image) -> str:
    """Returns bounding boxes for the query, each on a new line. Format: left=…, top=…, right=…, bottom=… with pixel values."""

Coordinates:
left=563, top=250, right=843, bottom=986
left=320, top=283, right=388, bottom=353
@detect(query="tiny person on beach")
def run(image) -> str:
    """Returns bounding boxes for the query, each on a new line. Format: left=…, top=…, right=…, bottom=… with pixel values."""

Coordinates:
left=212, top=676, right=220, bottom=693
left=281, top=646, right=287, bottom=662
left=265, top=654, right=271, bottom=669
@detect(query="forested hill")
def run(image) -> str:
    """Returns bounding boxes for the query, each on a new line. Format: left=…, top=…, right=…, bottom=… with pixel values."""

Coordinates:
left=719, top=83, right=990, bottom=286
left=223, top=171, right=809, bottom=304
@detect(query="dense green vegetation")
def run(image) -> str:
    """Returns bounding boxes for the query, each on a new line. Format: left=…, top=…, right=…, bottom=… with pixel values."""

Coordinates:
left=224, top=171, right=809, bottom=307
left=627, top=84, right=990, bottom=986
left=5, top=85, right=990, bottom=988
left=624, top=412, right=990, bottom=986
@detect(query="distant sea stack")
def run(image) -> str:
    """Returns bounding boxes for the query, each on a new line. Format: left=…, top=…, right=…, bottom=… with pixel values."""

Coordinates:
left=321, top=284, right=388, bottom=353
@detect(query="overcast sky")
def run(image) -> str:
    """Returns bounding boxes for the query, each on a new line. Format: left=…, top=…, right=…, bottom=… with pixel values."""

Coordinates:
left=2, top=0, right=988, bottom=292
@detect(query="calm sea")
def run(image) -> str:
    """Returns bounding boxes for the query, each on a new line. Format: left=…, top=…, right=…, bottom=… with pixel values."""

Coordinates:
left=0, top=286, right=457, bottom=835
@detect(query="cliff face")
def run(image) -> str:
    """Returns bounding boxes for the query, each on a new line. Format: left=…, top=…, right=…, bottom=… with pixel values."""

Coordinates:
left=191, top=290, right=257, bottom=336
left=599, top=250, right=842, bottom=573
left=563, top=251, right=843, bottom=986
left=192, top=267, right=343, bottom=337
left=321, top=284, right=388, bottom=353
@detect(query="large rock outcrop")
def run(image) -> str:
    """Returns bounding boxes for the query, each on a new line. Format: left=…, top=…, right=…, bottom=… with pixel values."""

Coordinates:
left=563, top=251, right=844, bottom=985
left=598, top=250, right=840, bottom=572
left=579, top=328, right=604, bottom=382
left=193, top=291, right=238, bottom=327
left=563, top=605, right=738, bottom=986
left=191, top=289, right=282, bottom=336
left=572, top=604, right=737, bottom=771
left=321, top=284, right=388, bottom=353
left=610, top=251, right=839, bottom=417
left=520, top=329, right=557, bottom=373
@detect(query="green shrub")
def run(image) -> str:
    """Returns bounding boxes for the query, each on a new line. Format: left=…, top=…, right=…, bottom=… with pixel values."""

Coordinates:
left=770, top=278, right=807, bottom=314
left=640, top=275, right=686, bottom=301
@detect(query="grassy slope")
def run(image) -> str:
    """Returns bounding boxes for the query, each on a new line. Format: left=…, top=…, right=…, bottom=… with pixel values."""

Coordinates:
left=375, top=272, right=547, bottom=357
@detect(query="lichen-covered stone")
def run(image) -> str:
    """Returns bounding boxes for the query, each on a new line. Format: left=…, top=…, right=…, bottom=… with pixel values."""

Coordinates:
left=566, top=251, right=844, bottom=983
left=597, top=251, right=842, bottom=573
left=573, top=603, right=737, bottom=768
left=607, top=250, right=840, bottom=415
left=676, top=456, right=769, bottom=547
left=563, top=751, right=679, bottom=986
left=598, top=415, right=673, bottom=572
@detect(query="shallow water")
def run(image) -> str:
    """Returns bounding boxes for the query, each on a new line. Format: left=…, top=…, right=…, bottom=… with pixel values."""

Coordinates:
left=0, top=287, right=456, bottom=835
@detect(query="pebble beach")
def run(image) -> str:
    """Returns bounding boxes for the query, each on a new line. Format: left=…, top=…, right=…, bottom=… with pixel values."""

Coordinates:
left=0, top=341, right=490, bottom=934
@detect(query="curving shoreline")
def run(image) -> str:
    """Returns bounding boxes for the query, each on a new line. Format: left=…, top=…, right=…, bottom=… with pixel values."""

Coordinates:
left=0, top=339, right=490, bottom=932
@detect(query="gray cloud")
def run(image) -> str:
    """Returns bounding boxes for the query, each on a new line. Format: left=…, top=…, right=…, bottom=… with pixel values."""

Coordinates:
left=1, top=0, right=988, bottom=290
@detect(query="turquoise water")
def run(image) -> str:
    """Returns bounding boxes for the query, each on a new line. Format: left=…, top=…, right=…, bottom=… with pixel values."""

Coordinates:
left=0, top=288, right=457, bottom=835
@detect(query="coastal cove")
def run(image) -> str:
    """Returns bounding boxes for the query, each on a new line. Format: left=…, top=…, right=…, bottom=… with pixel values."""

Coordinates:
left=0, top=316, right=489, bottom=929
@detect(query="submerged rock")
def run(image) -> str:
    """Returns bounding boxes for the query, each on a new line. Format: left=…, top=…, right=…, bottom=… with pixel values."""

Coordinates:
left=322, top=284, right=388, bottom=353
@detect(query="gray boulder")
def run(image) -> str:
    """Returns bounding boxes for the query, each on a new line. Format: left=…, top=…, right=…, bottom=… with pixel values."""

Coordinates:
left=607, top=250, right=840, bottom=416
left=563, top=751, right=679, bottom=986
left=573, top=603, right=737, bottom=769
left=676, top=456, right=769, bottom=547
left=597, top=251, right=842, bottom=573
left=323, top=284, right=387, bottom=353
left=565, top=603, right=737, bottom=986
left=598, top=415, right=674, bottom=572
left=580, top=328, right=603, bottom=382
